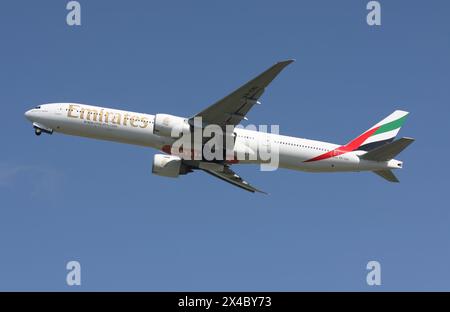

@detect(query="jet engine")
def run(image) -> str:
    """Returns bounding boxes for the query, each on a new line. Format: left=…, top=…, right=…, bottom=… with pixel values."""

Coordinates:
left=152, top=154, right=192, bottom=178
left=153, top=114, right=190, bottom=138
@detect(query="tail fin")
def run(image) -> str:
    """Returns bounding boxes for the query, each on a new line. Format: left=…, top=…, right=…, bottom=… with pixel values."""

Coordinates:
left=373, top=170, right=399, bottom=183
left=361, top=137, right=415, bottom=161
left=346, top=110, right=409, bottom=151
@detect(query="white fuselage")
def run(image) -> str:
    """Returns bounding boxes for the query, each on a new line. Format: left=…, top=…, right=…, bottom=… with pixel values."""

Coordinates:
left=24, top=103, right=401, bottom=173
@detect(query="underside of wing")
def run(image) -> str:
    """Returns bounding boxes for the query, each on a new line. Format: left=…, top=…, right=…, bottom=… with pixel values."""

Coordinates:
left=202, top=166, right=267, bottom=194
left=191, top=60, right=294, bottom=128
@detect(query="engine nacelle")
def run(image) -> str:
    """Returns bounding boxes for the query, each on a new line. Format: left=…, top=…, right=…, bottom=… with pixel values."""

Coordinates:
left=152, top=154, right=191, bottom=178
left=153, top=114, right=190, bottom=138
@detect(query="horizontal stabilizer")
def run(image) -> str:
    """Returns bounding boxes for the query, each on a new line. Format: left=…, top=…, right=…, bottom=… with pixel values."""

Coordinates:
left=360, top=137, right=415, bottom=161
left=373, top=170, right=399, bottom=183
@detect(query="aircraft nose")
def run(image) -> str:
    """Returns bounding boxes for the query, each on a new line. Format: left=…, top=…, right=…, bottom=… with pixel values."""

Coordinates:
left=24, top=109, right=33, bottom=120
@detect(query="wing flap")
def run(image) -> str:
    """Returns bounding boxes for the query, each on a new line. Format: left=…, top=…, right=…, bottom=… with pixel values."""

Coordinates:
left=202, top=166, right=267, bottom=194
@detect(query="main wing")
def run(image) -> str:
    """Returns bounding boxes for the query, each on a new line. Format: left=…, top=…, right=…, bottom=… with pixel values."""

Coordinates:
left=191, top=60, right=294, bottom=128
left=202, top=166, right=267, bottom=194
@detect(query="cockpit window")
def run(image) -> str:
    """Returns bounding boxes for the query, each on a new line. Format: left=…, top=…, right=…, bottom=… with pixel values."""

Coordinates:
left=34, top=106, right=41, bottom=109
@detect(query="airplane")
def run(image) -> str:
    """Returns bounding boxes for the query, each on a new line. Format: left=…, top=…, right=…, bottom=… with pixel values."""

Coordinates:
left=24, top=60, right=414, bottom=193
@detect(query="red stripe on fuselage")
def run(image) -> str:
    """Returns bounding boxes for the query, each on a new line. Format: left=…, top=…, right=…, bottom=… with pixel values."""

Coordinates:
left=304, top=126, right=380, bottom=162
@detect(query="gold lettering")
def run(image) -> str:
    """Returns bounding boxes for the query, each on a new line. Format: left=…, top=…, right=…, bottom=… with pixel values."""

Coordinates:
left=112, top=113, right=121, bottom=125
left=98, top=109, right=104, bottom=122
left=130, top=116, right=139, bottom=127
left=80, top=108, right=98, bottom=121
left=67, top=104, right=80, bottom=118
left=140, top=117, right=149, bottom=128
left=103, top=111, right=110, bottom=123
left=123, top=113, right=130, bottom=126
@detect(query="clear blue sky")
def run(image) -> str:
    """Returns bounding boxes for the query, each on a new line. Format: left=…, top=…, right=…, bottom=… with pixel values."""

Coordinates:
left=1, top=0, right=449, bottom=291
